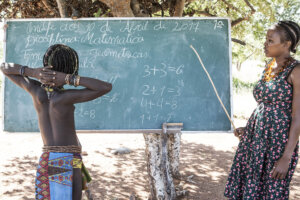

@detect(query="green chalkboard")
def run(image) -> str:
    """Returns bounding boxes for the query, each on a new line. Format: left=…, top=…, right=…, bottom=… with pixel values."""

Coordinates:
left=2, top=18, right=232, bottom=132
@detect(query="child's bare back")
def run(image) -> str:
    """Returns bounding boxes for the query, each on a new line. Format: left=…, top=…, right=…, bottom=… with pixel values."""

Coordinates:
left=1, top=44, right=112, bottom=200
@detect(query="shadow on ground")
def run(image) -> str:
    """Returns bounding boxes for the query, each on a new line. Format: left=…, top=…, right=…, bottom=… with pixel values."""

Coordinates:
left=0, top=141, right=299, bottom=200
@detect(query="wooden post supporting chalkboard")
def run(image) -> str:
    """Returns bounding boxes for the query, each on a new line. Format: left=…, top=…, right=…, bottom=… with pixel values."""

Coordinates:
left=143, top=123, right=184, bottom=200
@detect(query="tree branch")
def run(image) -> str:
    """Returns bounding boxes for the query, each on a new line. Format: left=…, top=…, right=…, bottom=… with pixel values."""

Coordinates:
left=130, top=0, right=149, bottom=17
left=147, top=1, right=166, bottom=17
left=244, top=0, right=256, bottom=13
left=232, top=38, right=246, bottom=46
left=71, top=6, right=80, bottom=18
left=231, top=16, right=250, bottom=27
left=56, top=0, right=68, bottom=17
left=183, top=7, right=216, bottom=17
left=41, top=0, right=54, bottom=13
left=221, top=0, right=241, bottom=13
left=140, top=1, right=171, bottom=17
left=231, top=0, right=256, bottom=27
left=195, top=8, right=216, bottom=17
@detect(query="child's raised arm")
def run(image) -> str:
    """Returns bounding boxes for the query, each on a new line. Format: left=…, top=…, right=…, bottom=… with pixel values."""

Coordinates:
left=38, top=67, right=112, bottom=104
left=0, top=63, right=49, bottom=94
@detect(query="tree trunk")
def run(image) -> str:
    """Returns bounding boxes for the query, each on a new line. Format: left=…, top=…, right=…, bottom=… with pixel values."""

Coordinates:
left=99, top=0, right=134, bottom=17
left=168, top=132, right=181, bottom=179
left=143, top=130, right=182, bottom=200
left=56, top=0, right=68, bottom=17
left=173, top=0, right=185, bottom=17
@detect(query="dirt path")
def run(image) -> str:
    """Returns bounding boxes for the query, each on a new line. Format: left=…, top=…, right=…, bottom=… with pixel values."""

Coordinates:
left=0, top=133, right=299, bottom=200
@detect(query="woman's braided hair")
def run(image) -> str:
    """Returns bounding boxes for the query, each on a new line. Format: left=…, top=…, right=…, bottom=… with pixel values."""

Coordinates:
left=274, top=20, right=300, bottom=53
left=43, top=44, right=79, bottom=75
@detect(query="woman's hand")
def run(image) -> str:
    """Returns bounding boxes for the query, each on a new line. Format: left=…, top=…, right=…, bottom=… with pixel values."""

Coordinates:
left=271, top=155, right=291, bottom=179
left=38, top=66, right=66, bottom=87
left=234, top=127, right=246, bottom=139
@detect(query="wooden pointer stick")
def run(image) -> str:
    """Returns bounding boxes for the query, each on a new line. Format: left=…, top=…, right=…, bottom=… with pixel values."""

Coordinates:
left=190, top=45, right=237, bottom=131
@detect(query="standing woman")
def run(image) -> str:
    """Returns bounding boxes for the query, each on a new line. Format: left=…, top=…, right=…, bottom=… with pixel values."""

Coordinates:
left=224, top=21, right=300, bottom=199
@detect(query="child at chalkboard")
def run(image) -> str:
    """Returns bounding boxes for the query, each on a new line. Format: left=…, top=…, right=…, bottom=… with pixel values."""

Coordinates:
left=0, top=44, right=112, bottom=200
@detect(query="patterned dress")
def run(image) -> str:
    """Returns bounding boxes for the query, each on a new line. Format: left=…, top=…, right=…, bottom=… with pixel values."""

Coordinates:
left=224, top=59, right=299, bottom=200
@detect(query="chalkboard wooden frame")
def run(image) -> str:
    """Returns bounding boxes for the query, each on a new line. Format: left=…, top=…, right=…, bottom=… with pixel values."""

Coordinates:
left=1, top=17, right=233, bottom=133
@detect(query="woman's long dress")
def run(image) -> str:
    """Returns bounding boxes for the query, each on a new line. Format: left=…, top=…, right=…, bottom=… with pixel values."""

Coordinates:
left=224, top=59, right=299, bottom=199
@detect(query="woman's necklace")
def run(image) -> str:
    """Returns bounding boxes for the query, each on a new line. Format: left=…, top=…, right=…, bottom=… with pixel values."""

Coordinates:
left=263, top=57, right=294, bottom=82
left=41, top=84, right=64, bottom=99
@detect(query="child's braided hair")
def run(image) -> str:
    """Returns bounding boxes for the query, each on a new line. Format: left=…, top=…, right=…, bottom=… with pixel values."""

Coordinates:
left=43, top=44, right=79, bottom=75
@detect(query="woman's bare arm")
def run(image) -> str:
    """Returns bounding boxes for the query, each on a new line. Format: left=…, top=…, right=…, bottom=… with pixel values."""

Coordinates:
left=272, top=63, right=300, bottom=179
left=282, top=64, right=300, bottom=157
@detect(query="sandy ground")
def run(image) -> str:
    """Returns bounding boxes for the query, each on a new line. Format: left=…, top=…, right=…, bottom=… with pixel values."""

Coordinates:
left=0, top=132, right=300, bottom=200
